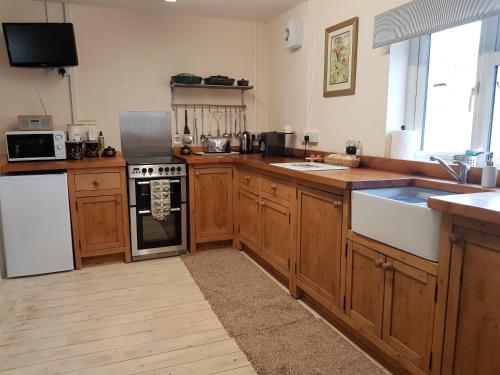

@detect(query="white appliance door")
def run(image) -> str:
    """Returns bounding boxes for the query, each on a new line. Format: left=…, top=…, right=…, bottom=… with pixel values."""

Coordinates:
left=0, top=173, right=74, bottom=277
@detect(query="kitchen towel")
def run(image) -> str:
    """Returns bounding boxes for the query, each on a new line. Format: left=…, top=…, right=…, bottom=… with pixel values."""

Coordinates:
left=390, top=130, right=419, bottom=160
left=151, top=180, right=171, bottom=221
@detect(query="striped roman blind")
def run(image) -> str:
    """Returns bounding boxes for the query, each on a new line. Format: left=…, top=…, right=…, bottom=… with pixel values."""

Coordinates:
left=373, top=0, right=500, bottom=48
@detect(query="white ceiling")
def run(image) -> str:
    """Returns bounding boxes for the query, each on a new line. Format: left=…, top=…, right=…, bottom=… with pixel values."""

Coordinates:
left=42, top=0, right=306, bottom=22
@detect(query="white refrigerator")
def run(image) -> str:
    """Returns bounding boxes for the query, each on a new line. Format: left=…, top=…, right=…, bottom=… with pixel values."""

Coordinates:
left=0, top=173, right=74, bottom=277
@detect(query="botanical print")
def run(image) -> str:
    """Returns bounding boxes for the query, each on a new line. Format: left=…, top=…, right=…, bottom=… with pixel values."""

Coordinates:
left=330, top=31, right=351, bottom=85
left=323, top=17, right=358, bottom=97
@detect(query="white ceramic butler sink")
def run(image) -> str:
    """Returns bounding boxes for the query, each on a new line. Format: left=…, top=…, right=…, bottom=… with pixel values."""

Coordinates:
left=351, top=187, right=459, bottom=261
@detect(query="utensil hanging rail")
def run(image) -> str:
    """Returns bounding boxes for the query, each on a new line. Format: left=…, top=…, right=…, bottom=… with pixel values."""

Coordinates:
left=171, top=104, right=246, bottom=109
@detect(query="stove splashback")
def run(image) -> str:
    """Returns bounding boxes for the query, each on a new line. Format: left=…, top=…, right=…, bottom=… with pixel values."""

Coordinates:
left=120, top=112, right=172, bottom=158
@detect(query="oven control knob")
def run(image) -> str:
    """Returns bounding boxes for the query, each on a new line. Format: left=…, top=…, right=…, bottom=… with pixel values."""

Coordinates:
left=170, top=167, right=175, bottom=172
left=176, top=167, right=182, bottom=172
left=141, top=168, right=147, bottom=174
left=148, top=168, right=153, bottom=174
left=159, top=167, right=164, bottom=173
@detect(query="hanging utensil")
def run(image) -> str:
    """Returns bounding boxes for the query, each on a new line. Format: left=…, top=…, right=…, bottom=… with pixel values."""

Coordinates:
left=173, top=107, right=181, bottom=144
left=222, top=107, right=230, bottom=138
left=213, top=106, right=223, bottom=137
left=200, top=106, right=207, bottom=143
left=193, top=106, right=198, bottom=146
left=182, top=107, right=193, bottom=146
left=207, top=106, right=212, bottom=136
left=229, top=108, right=233, bottom=138
left=234, top=108, right=239, bottom=136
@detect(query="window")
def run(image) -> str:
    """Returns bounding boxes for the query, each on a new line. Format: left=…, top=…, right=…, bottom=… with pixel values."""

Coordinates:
left=406, top=17, right=500, bottom=161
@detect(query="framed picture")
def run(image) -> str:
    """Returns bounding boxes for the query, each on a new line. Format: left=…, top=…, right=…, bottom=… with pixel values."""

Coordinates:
left=323, top=17, right=359, bottom=97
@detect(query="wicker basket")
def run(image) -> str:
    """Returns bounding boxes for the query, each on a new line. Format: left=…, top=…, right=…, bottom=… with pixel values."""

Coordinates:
left=324, top=156, right=361, bottom=168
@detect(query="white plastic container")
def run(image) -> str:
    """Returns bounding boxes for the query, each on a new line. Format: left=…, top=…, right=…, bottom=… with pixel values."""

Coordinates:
left=481, top=163, right=498, bottom=188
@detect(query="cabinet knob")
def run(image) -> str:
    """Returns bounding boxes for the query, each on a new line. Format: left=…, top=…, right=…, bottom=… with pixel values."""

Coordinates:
left=245, top=176, right=250, bottom=181
left=271, top=184, right=277, bottom=190
left=260, top=200, right=265, bottom=207
left=374, top=259, right=384, bottom=268
left=254, top=199, right=259, bottom=205
left=115, top=197, right=121, bottom=206
left=93, top=179, right=101, bottom=186
left=195, top=172, right=200, bottom=176
left=381, top=262, right=394, bottom=271
left=449, top=233, right=463, bottom=245
left=333, top=200, right=342, bottom=208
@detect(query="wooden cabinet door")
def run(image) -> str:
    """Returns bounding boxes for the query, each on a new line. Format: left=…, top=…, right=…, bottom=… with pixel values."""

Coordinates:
left=442, top=227, right=500, bottom=375
left=382, top=258, right=437, bottom=372
left=194, top=167, right=233, bottom=240
left=77, top=195, right=125, bottom=255
left=238, top=189, right=261, bottom=252
left=296, top=187, right=343, bottom=309
left=261, top=198, right=290, bottom=277
left=346, top=241, right=386, bottom=340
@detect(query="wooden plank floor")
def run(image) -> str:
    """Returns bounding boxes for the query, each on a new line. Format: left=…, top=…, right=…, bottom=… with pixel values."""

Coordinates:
left=0, top=258, right=256, bottom=375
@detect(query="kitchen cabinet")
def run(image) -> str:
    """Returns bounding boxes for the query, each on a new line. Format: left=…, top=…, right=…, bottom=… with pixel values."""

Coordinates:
left=68, top=167, right=131, bottom=269
left=76, top=195, right=125, bottom=254
left=345, top=241, right=386, bottom=340
left=295, top=186, right=343, bottom=311
left=261, top=199, right=291, bottom=276
left=238, top=188, right=261, bottom=252
left=237, top=169, right=293, bottom=279
left=382, top=258, right=437, bottom=372
left=442, top=224, right=500, bottom=375
left=189, top=166, right=233, bottom=251
left=347, top=233, right=438, bottom=375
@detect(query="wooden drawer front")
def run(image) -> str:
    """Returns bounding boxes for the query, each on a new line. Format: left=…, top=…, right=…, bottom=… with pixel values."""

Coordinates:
left=262, top=176, right=293, bottom=203
left=75, top=172, right=121, bottom=192
left=239, top=170, right=261, bottom=193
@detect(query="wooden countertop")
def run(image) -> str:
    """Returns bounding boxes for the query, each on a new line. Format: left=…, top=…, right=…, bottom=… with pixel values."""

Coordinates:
left=0, top=153, right=126, bottom=173
left=178, top=152, right=500, bottom=224
left=429, top=192, right=500, bottom=226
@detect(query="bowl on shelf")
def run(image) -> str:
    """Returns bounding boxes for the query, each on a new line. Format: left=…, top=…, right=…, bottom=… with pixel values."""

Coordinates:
left=203, top=75, right=235, bottom=86
left=171, top=73, right=202, bottom=85
left=237, top=79, right=249, bottom=87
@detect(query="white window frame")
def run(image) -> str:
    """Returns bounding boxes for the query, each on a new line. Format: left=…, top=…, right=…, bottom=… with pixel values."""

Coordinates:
left=405, top=17, right=500, bottom=161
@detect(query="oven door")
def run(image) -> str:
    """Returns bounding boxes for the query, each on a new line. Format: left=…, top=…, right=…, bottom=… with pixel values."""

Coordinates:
left=131, top=178, right=184, bottom=207
left=130, top=203, right=187, bottom=257
left=7, top=133, right=56, bottom=161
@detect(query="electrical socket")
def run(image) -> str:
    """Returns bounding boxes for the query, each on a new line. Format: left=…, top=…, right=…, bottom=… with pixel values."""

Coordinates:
left=302, top=131, right=319, bottom=143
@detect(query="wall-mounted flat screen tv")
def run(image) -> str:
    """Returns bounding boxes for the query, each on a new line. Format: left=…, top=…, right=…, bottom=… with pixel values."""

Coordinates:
left=2, top=23, right=78, bottom=68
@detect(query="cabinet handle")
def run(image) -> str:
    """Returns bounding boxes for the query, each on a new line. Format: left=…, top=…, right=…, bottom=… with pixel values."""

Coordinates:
left=115, top=197, right=121, bottom=206
left=449, top=233, right=463, bottom=245
left=381, top=262, right=394, bottom=271
left=271, top=184, right=277, bottom=190
left=333, top=200, right=342, bottom=208
left=245, top=176, right=250, bottom=181
left=374, top=259, right=384, bottom=268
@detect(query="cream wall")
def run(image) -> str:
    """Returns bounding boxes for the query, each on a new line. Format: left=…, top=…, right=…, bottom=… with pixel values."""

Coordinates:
left=263, top=0, right=409, bottom=156
left=0, top=0, right=264, bottom=152
left=0, top=1, right=72, bottom=154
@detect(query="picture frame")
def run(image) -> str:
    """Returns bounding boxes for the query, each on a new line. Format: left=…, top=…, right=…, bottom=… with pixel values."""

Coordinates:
left=323, top=17, right=359, bottom=98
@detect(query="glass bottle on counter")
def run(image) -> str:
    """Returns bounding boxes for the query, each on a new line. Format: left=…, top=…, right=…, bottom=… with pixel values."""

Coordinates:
left=98, top=131, right=105, bottom=152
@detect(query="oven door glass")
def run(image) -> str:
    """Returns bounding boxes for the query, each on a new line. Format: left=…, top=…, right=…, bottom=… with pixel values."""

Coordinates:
left=7, top=134, right=55, bottom=159
left=135, top=178, right=182, bottom=207
left=136, top=207, right=182, bottom=250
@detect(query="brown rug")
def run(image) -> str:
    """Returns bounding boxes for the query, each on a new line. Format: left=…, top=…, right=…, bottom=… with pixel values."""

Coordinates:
left=182, top=249, right=388, bottom=375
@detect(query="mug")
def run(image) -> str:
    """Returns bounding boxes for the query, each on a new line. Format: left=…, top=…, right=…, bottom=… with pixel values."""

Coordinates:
left=66, top=141, right=84, bottom=160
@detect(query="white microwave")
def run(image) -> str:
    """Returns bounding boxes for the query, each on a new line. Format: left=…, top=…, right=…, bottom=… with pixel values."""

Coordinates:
left=6, top=131, right=67, bottom=162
